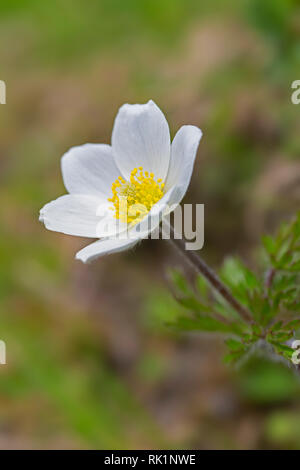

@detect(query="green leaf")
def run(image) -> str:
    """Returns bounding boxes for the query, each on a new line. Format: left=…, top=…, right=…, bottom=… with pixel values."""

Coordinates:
left=225, top=338, right=244, bottom=352
left=169, top=269, right=191, bottom=296
left=272, top=274, right=296, bottom=292
left=221, top=258, right=260, bottom=290
left=290, top=260, right=300, bottom=271
left=171, top=314, right=234, bottom=333
left=262, top=235, right=277, bottom=256
left=252, top=323, right=262, bottom=336
left=169, top=212, right=300, bottom=368
left=282, top=319, right=300, bottom=331
left=271, top=332, right=294, bottom=343
left=176, top=296, right=210, bottom=313
left=276, top=241, right=292, bottom=265
left=248, top=290, right=272, bottom=324
left=223, top=350, right=246, bottom=364
left=195, top=275, right=208, bottom=297
left=270, top=321, right=283, bottom=332
left=270, top=341, right=295, bottom=360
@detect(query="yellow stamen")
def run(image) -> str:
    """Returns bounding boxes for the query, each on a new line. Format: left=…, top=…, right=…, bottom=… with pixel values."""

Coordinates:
left=108, top=167, right=164, bottom=224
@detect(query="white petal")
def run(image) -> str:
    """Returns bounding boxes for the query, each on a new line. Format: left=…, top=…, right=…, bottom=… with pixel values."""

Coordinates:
left=128, top=186, right=179, bottom=240
left=40, top=194, right=118, bottom=238
left=164, top=125, right=202, bottom=205
left=76, top=237, right=139, bottom=263
left=112, top=100, right=170, bottom=181
left=61, top=144, right=120, bottom=198
left=76, top=187, right=177, bottom=262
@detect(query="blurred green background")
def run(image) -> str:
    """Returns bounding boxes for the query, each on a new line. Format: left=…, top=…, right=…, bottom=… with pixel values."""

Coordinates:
left=0, top=0, right=299, bottom=449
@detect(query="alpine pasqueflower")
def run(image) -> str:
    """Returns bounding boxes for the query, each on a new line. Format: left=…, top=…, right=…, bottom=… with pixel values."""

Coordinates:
left=39, top=100, right=202, bottom=262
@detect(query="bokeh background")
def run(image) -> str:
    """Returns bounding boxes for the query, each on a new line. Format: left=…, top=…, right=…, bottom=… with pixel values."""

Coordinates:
left=0, top=0, right=299, bottom=449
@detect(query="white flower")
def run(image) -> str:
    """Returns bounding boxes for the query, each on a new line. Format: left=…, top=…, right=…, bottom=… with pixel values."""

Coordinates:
left=39, top=100, right=202, bottom=263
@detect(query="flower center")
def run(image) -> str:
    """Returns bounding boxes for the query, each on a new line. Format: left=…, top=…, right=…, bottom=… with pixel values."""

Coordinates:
left=108, top=167, right=164, bottom=224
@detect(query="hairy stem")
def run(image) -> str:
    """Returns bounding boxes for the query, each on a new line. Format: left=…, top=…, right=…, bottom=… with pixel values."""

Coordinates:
left=163, top=225, right=253, bottom=324
left=265, top=267, right=276, bottom=289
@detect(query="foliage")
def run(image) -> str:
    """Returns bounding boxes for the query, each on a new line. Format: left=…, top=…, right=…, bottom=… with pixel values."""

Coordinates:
left=169, top=213, right=300, bottom=368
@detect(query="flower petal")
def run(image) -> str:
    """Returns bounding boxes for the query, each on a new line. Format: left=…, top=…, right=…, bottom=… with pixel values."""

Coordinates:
left=128, top=186, right=179, bottom=240
left=112, top=100, right=170, bottom=181
left=164, top=125, right=202, bottom=205
left=39, top=194, right=119, bottom=238
left=76, top=187, right=178, bottom=262
left=76, top=237, right=139, bottom=263
left=61, top=144, right=120, bottom=198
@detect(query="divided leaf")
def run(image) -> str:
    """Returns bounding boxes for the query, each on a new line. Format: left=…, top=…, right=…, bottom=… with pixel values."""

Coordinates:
left=168, top=211, right=300, bottom=368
